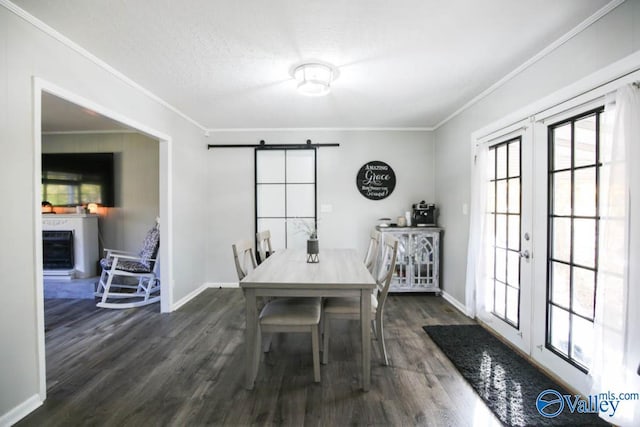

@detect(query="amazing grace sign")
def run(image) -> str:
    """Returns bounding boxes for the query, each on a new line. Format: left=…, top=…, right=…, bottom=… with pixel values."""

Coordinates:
left=356, top=160, right=396, bottom=200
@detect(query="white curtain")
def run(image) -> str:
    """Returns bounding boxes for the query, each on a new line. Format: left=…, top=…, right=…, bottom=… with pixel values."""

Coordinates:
left=465, top=142, right=489, bottom=317
left=589, top=84, right=640, bottom=426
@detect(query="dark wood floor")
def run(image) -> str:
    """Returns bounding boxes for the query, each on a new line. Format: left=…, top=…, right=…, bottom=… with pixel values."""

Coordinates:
left=18, top=289, right=501, bottom=426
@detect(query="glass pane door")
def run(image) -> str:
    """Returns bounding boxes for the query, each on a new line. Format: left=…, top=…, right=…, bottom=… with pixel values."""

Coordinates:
left=546, top=109, right=602, bottom=371
left=530, top=104, right=610, bottom=393
left=476, top=129, right=532, bottom=355
left=487, top=138, right=522, bottom=328
left=255, top=148, right=316, bottom=250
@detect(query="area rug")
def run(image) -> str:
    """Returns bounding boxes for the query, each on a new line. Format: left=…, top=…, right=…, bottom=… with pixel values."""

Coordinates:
left=423, top=325, right=610, bottom=426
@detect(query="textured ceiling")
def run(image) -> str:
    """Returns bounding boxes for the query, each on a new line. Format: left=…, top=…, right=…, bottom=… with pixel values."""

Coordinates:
left=16, top=0, right=612, bottom=130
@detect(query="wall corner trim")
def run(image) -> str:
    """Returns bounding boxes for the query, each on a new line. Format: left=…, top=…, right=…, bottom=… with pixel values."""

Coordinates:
left=170, top=283, right=240, bottom=311
left=441, top=291, right=473, bottom=318
left=0, top=394, right=42, bottom=427
left=171, top=284, right=209, bottom=311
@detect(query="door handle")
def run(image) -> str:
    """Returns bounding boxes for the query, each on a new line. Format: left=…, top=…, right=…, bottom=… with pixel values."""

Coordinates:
left=520, top=250, right=530, bottom=260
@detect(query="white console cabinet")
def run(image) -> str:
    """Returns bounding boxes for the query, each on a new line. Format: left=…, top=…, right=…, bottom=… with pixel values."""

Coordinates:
left=376, top=226, right=442, bottom=293
left=43, top=214, right=99, bottom=279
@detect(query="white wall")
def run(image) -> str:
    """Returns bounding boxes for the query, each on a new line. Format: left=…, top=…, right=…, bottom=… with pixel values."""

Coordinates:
left=0, top=4, right=207, bottom=420
left=434, top=1, right=640, bottom=303
left=43, top=132, right=160, bottom=252
left=206, top=130, right=434, bottom=283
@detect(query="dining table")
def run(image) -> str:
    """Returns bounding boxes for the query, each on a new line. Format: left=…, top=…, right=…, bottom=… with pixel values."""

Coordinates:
left=240, top=248, right=377, bottom=391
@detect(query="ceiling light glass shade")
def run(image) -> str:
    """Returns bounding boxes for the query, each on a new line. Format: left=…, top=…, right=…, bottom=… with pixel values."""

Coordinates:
left=293, top=63, right=336, bottom=96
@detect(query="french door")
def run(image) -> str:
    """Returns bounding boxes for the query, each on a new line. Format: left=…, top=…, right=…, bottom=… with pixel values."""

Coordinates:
left=476, top=125, right=533, bottom=355
left=475, top=101, right=609, bottom=394
left=530, top=105, right=608, bottom=392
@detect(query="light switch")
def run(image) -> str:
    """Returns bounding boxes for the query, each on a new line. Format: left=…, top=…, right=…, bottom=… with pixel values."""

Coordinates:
left=462, top=203, right=469, bottom=215
left=320, top=204, right=333, bottom=213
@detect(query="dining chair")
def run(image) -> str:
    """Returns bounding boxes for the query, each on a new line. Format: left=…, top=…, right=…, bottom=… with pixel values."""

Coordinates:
left=322, top=235, right=399, bottom=365
left=363, top=229, right=381, bottom=274
left=232, top=239, right=257, bottom=280
left=255, top=229, right=274, bottom=265
left=232, top=239, right=322, bottom=382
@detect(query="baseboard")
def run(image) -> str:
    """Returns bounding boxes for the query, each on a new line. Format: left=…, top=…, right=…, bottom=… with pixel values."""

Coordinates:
left=171, top=283, right=208, bottom=311
left=0, top=394, right=42, bottom=427
left=171, top=282, right=240, bottom=311
left=205, top=282, right=239, bottom=289
left=441, top=291, right=471, bottom=317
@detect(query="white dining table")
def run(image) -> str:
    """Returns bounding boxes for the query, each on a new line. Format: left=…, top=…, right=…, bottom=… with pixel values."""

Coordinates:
left=240, top=248, right=376, bottom=391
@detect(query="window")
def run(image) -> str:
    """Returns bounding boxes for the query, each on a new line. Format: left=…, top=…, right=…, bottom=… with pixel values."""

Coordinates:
left=487, top=137, right=521, bottom=328
left=547, top=108, right=603, bottom=370
left=42, top=171, right=104, bottom=206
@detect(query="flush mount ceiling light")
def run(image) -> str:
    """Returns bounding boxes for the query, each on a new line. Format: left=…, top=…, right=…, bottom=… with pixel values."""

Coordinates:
left=292, top=62, right=339, bottom=96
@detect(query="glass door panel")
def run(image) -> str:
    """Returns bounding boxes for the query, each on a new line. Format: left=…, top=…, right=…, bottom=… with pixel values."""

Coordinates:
left=477, top=130, right=532, bottom=355
left=488, top=137, right=522, bottom=328
left=545, top=109, right=602, bottom=371
left=530, top=105, right=608, bottom=393
left=255, top=148, right=316, bottom=250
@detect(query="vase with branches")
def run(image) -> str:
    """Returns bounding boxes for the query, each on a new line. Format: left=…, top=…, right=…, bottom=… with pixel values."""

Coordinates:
left=289, top=218, right=319, bottom=262
left=289, top=218, right=318, bottom=239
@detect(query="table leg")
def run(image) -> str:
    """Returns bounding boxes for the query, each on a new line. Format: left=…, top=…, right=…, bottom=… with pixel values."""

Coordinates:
left=361, top=288, right=371, bottom=391
left=245, top=289, right=259, bottom=390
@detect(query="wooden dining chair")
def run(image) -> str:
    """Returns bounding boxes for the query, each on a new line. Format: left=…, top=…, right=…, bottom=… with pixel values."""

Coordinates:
left=322, top=235, right=399, bottom=365
left=255, top=230, right=274, bottom=265
left=232, top=239, right=258, bottom=280
left=232, top=239, right=322, bottom=382
left=363, top=229, right=381, bottom=274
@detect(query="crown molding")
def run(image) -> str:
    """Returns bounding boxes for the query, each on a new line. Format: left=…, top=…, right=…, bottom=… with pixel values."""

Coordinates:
left=42, top=130, right=138, bottom=136
left=1, top=0, right=208, bottom=132
left=433, top=0, right=626, bottom=130
left=206, top=127, right=434, bottom=133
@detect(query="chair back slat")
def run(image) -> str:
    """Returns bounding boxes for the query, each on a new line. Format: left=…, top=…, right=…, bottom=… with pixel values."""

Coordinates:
left=232, top=239, right=257, bottom=280
left=364, top=229, right=381, bottom=274
left=256, top=230, right=274, bottom=264
left=375, top=235, right=399, bottom=304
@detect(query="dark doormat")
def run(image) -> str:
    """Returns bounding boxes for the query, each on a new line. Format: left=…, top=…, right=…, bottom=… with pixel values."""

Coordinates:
left=423, top=325, right=610, bottom=426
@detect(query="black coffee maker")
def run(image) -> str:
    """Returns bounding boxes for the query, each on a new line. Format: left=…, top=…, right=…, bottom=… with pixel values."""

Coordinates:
left=412, top=201, right=437, bottom=226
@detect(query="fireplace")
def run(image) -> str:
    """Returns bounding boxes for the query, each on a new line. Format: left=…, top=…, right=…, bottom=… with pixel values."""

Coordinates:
left=43, top=231, right=74, bottom=269
left=42, top=214, right=98, bottom=278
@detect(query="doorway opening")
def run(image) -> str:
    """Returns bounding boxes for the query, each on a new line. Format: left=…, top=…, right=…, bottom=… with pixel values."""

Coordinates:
left=33, top=78, right=173, bottom=403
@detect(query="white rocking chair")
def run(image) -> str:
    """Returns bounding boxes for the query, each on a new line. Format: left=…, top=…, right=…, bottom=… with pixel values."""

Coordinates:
left=95, top=221, right=160, bottom=309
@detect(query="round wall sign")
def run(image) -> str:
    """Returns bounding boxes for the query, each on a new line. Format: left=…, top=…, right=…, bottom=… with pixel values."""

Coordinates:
left=356, top=161, right=396, bottom=200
